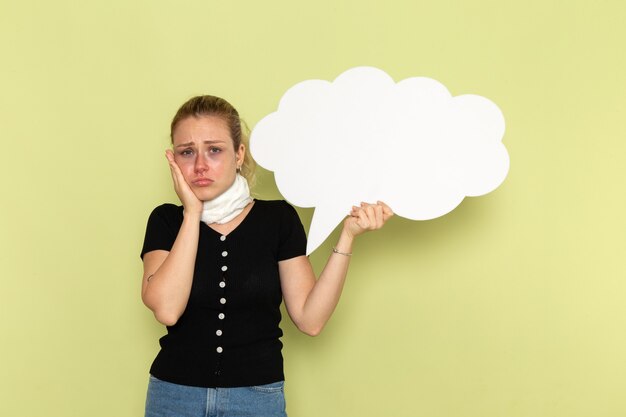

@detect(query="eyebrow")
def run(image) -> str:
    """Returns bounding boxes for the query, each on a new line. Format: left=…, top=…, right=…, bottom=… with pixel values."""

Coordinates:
left=175, top=140, right=227, bottom=148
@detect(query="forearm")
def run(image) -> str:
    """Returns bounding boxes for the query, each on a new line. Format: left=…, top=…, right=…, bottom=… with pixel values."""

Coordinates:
left=297, top=230, right=354, bottom=335
left=142, top=212, right=200, bottom=325
left=282, top=201, right=392, bottom=336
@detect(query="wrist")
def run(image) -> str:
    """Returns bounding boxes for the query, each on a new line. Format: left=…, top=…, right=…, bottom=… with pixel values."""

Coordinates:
left=332, top=247, right=352, bottom=256
left=183, top=210, right=202, bottom=222
left=340, top=219, right=359, bottom=240
left=335, top=228, right=355, bottom=254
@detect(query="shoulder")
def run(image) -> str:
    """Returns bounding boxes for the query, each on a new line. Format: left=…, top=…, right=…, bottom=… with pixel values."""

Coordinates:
left=149, top=203, right=183, bottom=216
left=146, top=203, right=184, bottom=226
left=252, top=199, right=300, bottom=219
left=141, top=203, right=184, bottom=258
left=253, top=199, right=295, bottom=209
left=251, top=201, right=306, bottom=256
left=251, top=200, right=305, bottom=240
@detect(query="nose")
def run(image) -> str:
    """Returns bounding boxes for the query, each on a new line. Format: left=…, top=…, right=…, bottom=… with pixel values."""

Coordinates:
left=194, top=153, right=210, bottom=173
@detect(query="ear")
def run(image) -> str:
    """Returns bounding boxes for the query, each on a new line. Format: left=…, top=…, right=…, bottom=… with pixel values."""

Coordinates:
left=236, top=144, right=245, bottom=167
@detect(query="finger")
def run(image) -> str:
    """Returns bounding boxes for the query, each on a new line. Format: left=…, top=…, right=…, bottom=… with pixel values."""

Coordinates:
left=364, top=204, right=376, bottom=227
left=165, top=151, right=180, bottom=187
left=165, top=150, right=181, bottom=172
left=166, top=150, right=188, bottom=181
left=358, top=202, right=382, bottom=229
left=166, top=152, right=194, bottom=198
left=373, top=204, right=384, bottom=228
left=376, top=200, right=394, bottom=220
left=357, top=206, right=370, bottom=229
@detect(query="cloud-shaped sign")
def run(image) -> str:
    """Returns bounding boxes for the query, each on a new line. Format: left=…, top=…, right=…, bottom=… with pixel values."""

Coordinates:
left=250, top=66, right=509, bottom=255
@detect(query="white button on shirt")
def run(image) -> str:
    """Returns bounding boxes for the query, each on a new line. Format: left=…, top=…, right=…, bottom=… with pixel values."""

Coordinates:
left=217, top=236, right=228, bottom=361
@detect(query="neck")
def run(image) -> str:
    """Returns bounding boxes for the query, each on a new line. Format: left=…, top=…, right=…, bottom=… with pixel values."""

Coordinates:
left=200, top=174, right=252, bottom=225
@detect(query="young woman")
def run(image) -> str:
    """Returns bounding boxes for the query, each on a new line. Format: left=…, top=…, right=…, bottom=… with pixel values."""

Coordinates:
left=140, top=95, right=393, bottom=417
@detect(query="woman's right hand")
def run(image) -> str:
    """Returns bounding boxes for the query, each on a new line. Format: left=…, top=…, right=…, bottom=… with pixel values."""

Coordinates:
left=165, top=150, right=203, bottom=216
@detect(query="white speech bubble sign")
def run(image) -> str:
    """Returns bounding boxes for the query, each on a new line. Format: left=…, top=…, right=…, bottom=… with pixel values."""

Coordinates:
left=250, top=66, right=509, bottom=255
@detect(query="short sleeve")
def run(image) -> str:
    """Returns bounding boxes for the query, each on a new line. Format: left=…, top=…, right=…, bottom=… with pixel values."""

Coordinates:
left=277, top=201, right=307, bottom=261
left=140, top=204, right=183, bottom=259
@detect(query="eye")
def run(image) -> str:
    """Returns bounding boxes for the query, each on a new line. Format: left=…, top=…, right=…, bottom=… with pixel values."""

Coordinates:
left=209, top=147, right=222, bottom=154
left=179, top=148, right=194, bottom=157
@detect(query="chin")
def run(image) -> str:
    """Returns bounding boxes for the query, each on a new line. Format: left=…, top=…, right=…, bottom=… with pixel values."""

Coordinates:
left=193, top=188, right=223, bottom=202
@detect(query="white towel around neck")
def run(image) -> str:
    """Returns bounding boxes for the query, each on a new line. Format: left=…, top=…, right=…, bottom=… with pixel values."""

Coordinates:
left=200, top=174, right=252, bottom=225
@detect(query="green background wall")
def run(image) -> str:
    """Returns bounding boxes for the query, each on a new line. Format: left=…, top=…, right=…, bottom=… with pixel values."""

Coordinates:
left=1, top=1, right=625, bottom=416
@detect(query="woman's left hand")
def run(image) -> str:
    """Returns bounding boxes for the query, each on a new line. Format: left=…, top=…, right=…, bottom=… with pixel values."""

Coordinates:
left=344, top=201, right=394, bottom=239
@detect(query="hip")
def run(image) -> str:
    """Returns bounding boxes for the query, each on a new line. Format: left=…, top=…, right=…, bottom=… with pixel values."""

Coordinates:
left=145, top=375, right=287, bottom=417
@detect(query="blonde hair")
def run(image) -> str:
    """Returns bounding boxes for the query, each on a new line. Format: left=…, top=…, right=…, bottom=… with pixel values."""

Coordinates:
left=170, top=95, right=256, bottom=187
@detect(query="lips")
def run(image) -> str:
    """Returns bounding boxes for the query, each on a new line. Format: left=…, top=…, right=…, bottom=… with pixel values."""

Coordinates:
left=192, top=178, right=214, bottom=186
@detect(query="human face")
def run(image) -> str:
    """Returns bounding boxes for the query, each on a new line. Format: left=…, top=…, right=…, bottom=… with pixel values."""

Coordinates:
left=172, top=116, right=245, bottom=202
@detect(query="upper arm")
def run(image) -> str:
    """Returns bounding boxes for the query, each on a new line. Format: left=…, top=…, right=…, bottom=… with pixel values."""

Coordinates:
left=140, top=205, right=178, bottom=299
left=279, top=255, right=316, bottom=323
left=141, top=249, right=169, bottom=299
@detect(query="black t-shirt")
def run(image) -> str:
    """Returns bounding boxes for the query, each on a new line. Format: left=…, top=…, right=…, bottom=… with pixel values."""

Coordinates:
left=140, top=199, right=307, bottom=388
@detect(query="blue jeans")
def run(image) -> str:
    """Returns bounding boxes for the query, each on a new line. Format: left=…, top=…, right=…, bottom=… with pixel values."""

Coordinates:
left=145, top=375, right=287, bottom=417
